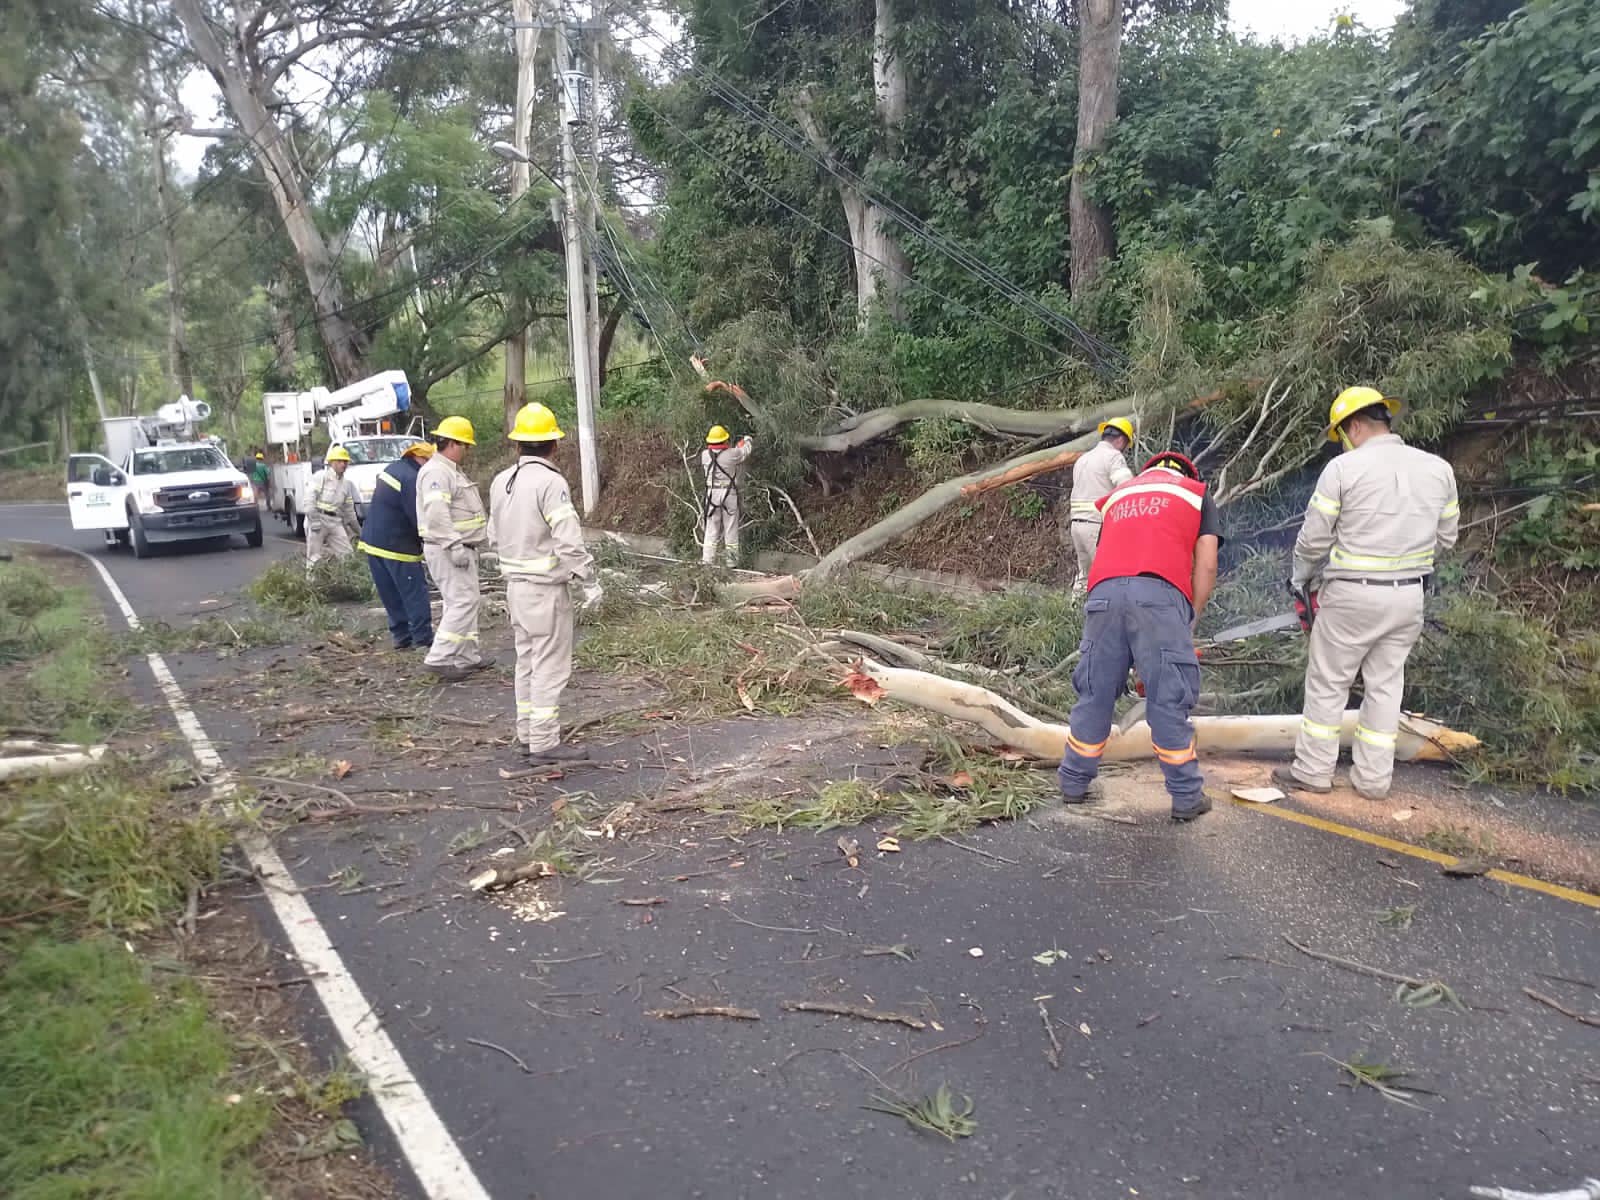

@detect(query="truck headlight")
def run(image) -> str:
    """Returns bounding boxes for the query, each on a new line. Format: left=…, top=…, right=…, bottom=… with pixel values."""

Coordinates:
left=238, top=484, right=255, bottom=503
left=135, top=490, right=162, bottom=515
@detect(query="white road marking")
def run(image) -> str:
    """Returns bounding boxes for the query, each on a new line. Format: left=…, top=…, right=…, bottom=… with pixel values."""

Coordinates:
left=32, top=541, right=492, bottom=1200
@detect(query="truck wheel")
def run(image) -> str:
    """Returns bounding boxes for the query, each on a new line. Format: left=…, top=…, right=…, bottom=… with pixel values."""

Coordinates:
left=129, top=512, right=152, bottom=559
left=285, top=498, right=305, bottom=539
left=244, top=522, right=264, bottom=549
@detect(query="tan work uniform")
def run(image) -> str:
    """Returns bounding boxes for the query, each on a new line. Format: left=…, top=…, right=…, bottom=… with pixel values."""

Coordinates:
left=416, top=453, right=487, bottom=669
left=1289, top=433, right=1459, bottom=796
left=701, top=438, right=752, bottom=566
left=487, top=457, right=593, bottom=752
left=1067, top=440, right=1133, bottom=593
left=305, top=468, right=360, bottom=566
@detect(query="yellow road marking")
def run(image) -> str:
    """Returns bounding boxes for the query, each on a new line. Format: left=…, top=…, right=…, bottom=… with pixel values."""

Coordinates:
left=1232, top=799, right=1600, bottom=911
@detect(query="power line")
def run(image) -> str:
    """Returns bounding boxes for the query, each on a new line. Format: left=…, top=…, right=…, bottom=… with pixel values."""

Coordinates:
left=611, top=12, right=1126, bottom=372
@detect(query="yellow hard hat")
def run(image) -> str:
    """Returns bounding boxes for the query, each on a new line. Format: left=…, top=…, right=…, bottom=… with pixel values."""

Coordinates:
left=402, top=440, right=434, bottom=459
left=1098, top=417, right=1135, bottom=442
left=706, top=424, right=731, bottom=445
left=509, top=402, right=565, bottom=442
left=1325, top=386, right=1400, bottom=442
left=434, top=415, right=476, bottom=446
left=325, top=445, right=351, bottom=464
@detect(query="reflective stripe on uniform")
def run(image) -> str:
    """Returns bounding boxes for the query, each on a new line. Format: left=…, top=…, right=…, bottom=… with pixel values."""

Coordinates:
left=1441, top=500, right=1460, bottom=518
left=1355, top=724, right=1397, bottom=748
left=1309, top=491, right=1341, bottom=516
left=544, top=502, right=578, bottom=525
left=501, top=553, right=560, bottom=574
left=380, top=473, right=402, bottom=491
left=317, top=503, right=339, bottom=513
left=1301, top=717, right=1343, bottom=741
left=453, top=514, right=487, bottom=531
left=1066, top=731, right=1107, bottom=758
left=422, top=490, right=451, bottom=505
left=1104, top=482, right=1204, bottom=511
left=1328, top=545, right=1434, bottom=572
left=527, top=706, right=559, bottom=721
left=436, top=630, right=479, bottom=643
left=357, top=540, right=423, bottom=563
left=1153, top=739, right=1197, bottom=766
left=1069, top=499, right=1100, bottom=512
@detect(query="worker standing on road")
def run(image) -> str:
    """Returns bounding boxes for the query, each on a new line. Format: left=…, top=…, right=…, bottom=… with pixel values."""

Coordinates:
left=1271, top=388, right=1459, bottom=802
left=701, top=425, right=753, bottom=567
left=1067, top=418, right=1135, bottom=594
left=417, top=416, right=488, bottom=679
left=250, top=451, right=270, bottom=504
left=305, top=446, right=360, bottom=568
left=488, top=403, right=604, bottom=765
left=358, top=441, right=435, bottom=651
left=1057, top=451, right=1223, bottom=822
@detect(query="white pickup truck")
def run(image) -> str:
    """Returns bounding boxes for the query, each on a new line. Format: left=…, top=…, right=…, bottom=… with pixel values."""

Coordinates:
left=67, top=442, right=263, bottom=558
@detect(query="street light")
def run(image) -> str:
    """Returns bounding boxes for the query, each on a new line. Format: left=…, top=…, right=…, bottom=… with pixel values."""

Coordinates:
left=490, top=141, right=560, bottom=189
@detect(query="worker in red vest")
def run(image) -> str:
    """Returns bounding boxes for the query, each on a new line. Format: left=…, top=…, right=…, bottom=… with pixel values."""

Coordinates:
left=1057, top=451, right=1223, bottom=821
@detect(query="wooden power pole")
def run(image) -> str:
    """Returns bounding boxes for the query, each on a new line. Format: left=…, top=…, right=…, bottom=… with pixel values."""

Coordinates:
left=555, top=23, right=600, bottom=513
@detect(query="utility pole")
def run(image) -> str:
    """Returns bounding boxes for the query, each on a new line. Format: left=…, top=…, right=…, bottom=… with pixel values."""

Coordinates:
left=150, top=117, right=195, bottom=402
left=502, top=0, right=539, bottom=433
left=583, top=0, right=602, bottom=403
left=555, top=22, right=600, bottom=513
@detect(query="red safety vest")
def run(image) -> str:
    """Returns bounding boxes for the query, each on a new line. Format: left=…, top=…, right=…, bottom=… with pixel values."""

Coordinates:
left=1087, top=468, right=1207, bottom=602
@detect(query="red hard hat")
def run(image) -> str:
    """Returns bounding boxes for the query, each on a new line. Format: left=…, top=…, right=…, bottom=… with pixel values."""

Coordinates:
left=1142, top=451, right=1200, bottom=480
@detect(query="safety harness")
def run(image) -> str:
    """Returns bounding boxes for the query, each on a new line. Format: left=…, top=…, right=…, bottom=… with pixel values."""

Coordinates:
left=703, top=446, right=739, bottom=520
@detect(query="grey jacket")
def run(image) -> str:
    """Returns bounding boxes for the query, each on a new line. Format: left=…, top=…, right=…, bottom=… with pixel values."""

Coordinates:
left=1069, top=440, right=1133, bottom=523
left=1292, top=434, right=1459, bottom=586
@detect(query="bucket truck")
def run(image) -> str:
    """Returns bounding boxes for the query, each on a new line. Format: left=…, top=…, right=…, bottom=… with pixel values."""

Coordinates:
left=261, top=370, right=424, bottom=536
left=65, top=396, right=262, bottom=559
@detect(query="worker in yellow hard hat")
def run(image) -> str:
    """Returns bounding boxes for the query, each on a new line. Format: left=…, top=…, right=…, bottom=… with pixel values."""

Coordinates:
left=701, top=424, right=754, bottom=566
left=1270, top=386, right=1459, bottom=802
left=305, top=445, right=360, bottom=569
left=358, top=441, right=436, bottom=650
left=487, top=403, right=604, bottom=765
left=1066, top=416, right=1135, bottom=593
left=416, top=416, right=488, bottom=680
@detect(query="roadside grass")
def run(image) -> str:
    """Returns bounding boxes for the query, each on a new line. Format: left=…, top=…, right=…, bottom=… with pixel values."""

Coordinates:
left=0, top=551, right=379, bottom=1196
left=0, top=938, right=272, bottom=1199
left=249, top=555, right=375, bottom=613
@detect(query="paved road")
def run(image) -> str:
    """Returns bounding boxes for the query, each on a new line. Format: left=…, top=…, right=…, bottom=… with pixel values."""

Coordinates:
left=0, top=502, right=300, bottom=616
left=6, top=501, right=1599, bottom=1200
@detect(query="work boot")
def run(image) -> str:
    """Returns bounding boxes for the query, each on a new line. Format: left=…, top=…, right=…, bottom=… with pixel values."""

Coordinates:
left=424, top=663, right=470, bottom=682
left=527, top=743, right=596, bottom=766
left=1270, top=765, right=1331, bottom=795
left=1062, top=780, right=1105, bottom=805
left=1171, top=792, right=1213, bottom=822
left=463, top=659, right=493, bottom=674
left=1353, top=783, right=1390, bottom=802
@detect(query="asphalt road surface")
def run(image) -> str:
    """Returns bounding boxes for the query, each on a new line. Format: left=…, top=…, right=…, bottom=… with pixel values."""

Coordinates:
left=5, top=501, right=1598, bottom=1200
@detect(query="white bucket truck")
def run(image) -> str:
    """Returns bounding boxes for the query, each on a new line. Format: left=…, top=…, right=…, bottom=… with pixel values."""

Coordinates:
left=261, top=369, right=424, bottom=536
left=65, top=396, right=262, bottom=558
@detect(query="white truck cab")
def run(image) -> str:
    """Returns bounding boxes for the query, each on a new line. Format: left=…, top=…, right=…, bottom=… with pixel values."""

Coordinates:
left=67, top=441, right=261, bottom=558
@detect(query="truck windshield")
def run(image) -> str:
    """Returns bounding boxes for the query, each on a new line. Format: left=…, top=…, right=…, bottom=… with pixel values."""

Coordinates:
left=338, top=437, right=414, bottom=464
left=131, top=447, right=231, bottom=475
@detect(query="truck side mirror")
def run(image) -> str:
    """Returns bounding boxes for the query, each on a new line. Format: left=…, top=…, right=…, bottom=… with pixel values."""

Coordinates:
left=109, top=471, right=125, bottom=486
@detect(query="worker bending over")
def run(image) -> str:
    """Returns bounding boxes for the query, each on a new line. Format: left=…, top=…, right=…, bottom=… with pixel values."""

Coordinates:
left=701, top=425, right=753, bottom=566
left=1068, top=418, right=1135, bottom=593
left=488, top=403, right=603, bottom=765
left=305, top=446, right=360, bottom=568
left=359, top=440, right=435, bottom=650
left=1272, top=388, right=1459, bottom=802
left=417, top=416, right=487, bottom=680
left=1057, top=451, right=1222, bottom=822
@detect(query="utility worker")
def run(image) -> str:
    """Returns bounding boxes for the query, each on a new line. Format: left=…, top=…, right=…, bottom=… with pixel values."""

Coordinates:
left=701, top=425, right=753, bottom=566
left=1067, top=417, right=1135, bottom=593
left=1057, top=451, right=1223, bottom=821
left=358, top=441, right=435, bottom=650
left=1271, top=387, right=1459, bottom=802
left=416, top=416, right=488, bottom=679
left=488, top=403, right=604, bottom=765
left=305, top=446, right=360, bottom=567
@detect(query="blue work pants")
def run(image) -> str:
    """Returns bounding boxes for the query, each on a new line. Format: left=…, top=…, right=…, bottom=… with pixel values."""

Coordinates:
left=367, top=554, right=433, bottom=648
left=1058, top=575, right=1205, bottom=812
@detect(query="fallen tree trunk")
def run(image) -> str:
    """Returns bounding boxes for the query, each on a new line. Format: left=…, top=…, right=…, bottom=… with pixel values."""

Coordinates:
left=0, top=741, right=108, bottom=781
left=809, top=432, right=1102, bottom=579
left=961, top=447, right=1083, bottom=497
left=847, top=659, right=1479, bottom=764
left=703, top=380, right=1122, bottom=454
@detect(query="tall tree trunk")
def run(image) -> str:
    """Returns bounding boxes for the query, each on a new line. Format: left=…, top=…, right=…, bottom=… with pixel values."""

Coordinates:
left=268, top=278, right=300, bottom=384
left=1068, top=0, right=1122, bottom=296
left=151, top=125, right=195, bottom=401
left=864, top=0, right=909, bottom=322
left=503, top=0, right=539, bottom=433
left=170, top=0, right=370, bottom=386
